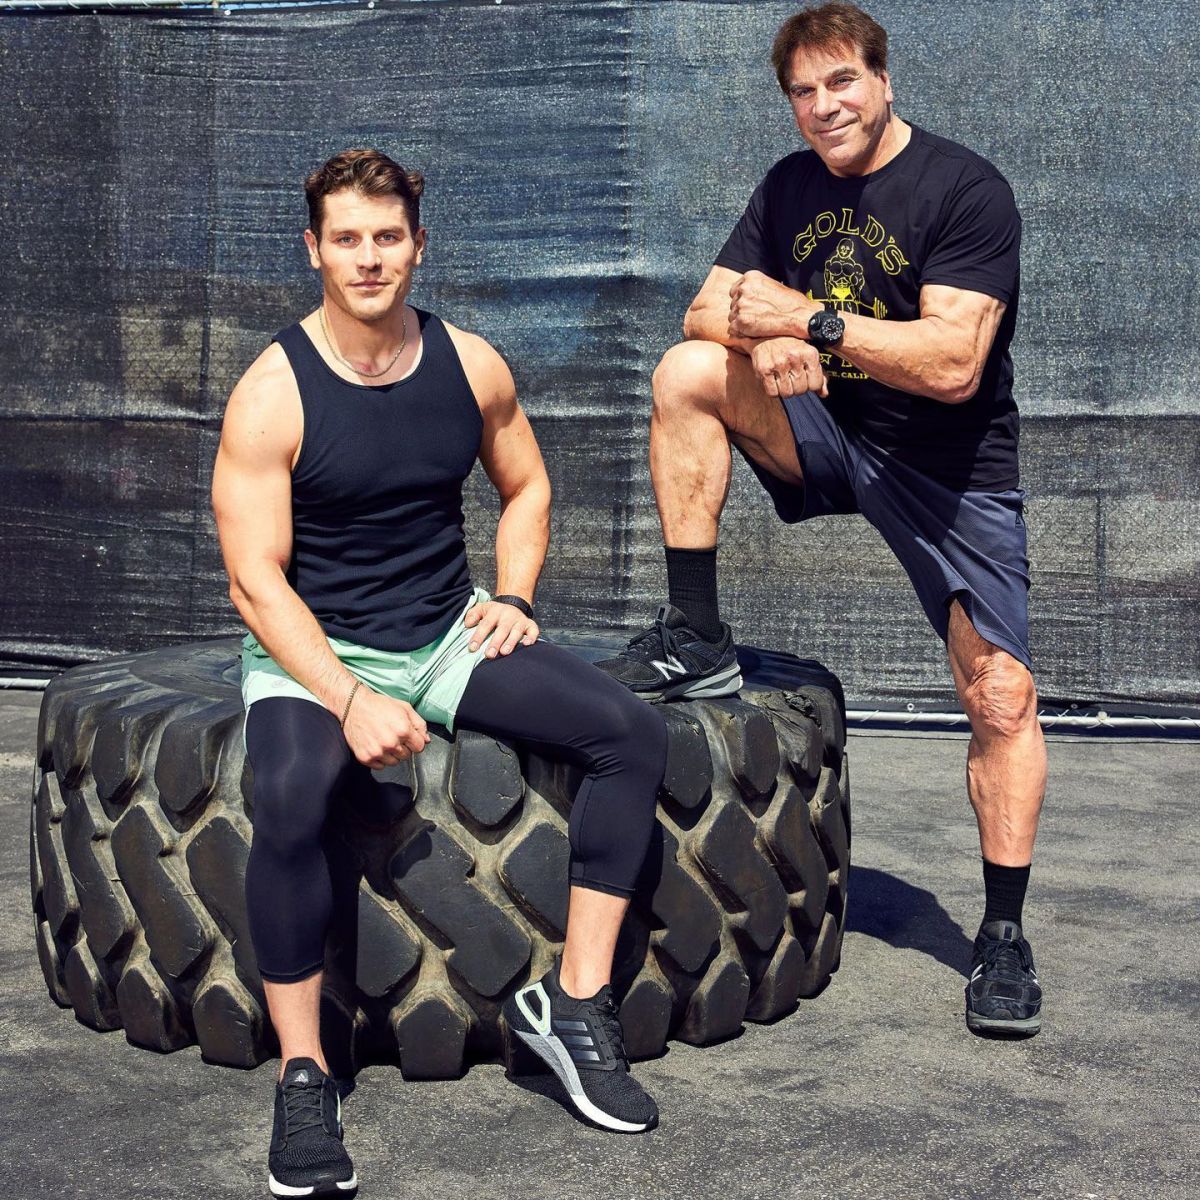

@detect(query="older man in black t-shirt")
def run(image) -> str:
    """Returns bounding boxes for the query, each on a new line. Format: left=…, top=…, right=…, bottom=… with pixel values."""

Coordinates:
left=598, top=1, right=1046, bottom=1037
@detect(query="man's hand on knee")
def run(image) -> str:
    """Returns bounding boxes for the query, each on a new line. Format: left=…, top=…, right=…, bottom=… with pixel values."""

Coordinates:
left=749, top=336, right=829, bottom=399
left=343, top=689, right=430, bottom=768
left=464, top=599, right=539, bottom=659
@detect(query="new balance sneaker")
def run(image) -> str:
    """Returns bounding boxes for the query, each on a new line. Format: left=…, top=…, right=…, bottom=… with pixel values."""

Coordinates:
left=966, top=919, right=1043, bottom=1036
left=595, top=603, right=742, bottom=701
left=502, top=962, right=659, bottom=1133
left=267, top=1058, right=358, bottom=1198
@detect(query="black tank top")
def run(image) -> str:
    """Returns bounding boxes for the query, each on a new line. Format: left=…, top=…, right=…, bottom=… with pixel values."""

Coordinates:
left=274, top=309, right=482, bottom=651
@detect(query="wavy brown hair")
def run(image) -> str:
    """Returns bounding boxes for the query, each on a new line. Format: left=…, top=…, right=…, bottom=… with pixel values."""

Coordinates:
left=304, top=148, right=425, bottom=238
left=771, top=2, right=889, bottom=92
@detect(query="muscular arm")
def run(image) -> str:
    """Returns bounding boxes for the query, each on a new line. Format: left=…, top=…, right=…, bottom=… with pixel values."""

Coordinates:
left=447, top=323, right=551, bottom=605
left=212, top=346, right=428, bottom=765
left=727, top=269, right=1006, bottom=405
left=833, top=284, right=1005, bottom=403
left=683, top=265, right=764, bottom=355
left=212, top=346, right=357, bottom=717
left=683, top=265, right=828, bottom=399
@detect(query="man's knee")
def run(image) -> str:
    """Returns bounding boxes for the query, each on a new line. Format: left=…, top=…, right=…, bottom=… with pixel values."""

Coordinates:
left=961, top=656, right=1038, bottom=740
left=616, top=699, right=668, bottom=780
left=250, top=746, right=344, bottom=851
left=586, top=690, right=668, bottom=782
left=652, top=340, right=731, bottom=417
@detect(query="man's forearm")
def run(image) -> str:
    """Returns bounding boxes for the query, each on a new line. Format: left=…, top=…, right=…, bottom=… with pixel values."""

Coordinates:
left=829, top=311, right=978, bottom=404
left=683, top=301, right=758, bottom=356
left=755, top=303, right=974, bottom=403
left=727, top=271, right=994, bottom=404
left=231, top=570, right=357, bottom=715
left=494, top=479, right=550, bottom=602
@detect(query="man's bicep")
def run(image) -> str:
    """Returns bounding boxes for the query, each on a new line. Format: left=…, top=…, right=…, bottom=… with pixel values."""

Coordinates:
left=213, top=446, right=294, bottom=577
left=920, top=283, right=1005, bottom=331
left=212, top=376, right=298, bottom=577
left=480, top=403, right=546, bottom=502
left=713, top=173, right=779, bottom=278
left=919, top=174, right=1021, bottom=304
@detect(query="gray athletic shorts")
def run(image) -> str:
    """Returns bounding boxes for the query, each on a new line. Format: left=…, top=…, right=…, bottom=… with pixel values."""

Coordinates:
left=741, top=390, right=1032, bottom=669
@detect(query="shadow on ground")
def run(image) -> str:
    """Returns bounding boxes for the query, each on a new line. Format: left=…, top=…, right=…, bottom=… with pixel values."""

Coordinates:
left=846, top=865, right=974, bottom=976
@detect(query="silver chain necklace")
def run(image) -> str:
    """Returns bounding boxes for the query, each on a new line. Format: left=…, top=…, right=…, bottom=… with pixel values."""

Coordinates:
left=319, top=306, right=407, bottom=379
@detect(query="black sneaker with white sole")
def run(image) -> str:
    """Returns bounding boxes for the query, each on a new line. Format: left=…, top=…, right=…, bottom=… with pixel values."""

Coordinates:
left=502, top=961, right=659, bottom=1133
left=966, top=919, right=1043, bottom=1037
left=267, top=1058, right=358, bottom=1198
left=594, top=603, right=742, bottom=701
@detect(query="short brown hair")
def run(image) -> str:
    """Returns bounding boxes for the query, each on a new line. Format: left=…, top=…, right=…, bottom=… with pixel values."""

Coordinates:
left=304, top=148, right=425, bottom=238
left=771, top=2, right=889, bottom=92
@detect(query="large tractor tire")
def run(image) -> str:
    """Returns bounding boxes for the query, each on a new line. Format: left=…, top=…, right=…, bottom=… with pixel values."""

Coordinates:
left=30, top=635, right=850, bottom=1078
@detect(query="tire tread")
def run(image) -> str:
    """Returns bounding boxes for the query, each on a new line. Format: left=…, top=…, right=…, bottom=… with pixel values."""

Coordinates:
left=30, top=639, right=850, bottom=1074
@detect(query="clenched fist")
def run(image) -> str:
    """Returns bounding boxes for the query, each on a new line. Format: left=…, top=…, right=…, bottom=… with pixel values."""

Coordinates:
left=729, top=270, right=817, bottom=341
left=342, top=687, right=430, bottom=769
left=750, top=337, right=829, bottom=399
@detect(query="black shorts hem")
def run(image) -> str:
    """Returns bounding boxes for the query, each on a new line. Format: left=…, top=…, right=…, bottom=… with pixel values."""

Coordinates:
left=567, top=870, right=635, bottom=900
left=942, top=587, right=1033, bottom=672
left=258, top=960, right=325, bottom=985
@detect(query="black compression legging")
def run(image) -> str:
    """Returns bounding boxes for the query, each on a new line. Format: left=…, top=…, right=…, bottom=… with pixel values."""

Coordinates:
left=243, top=640, right=667, bottom=984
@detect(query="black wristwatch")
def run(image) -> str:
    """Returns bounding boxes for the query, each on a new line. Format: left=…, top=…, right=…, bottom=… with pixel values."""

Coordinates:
left=493, top=594, right=535, bottom=620
left=807, top=304, right=845, bottom=350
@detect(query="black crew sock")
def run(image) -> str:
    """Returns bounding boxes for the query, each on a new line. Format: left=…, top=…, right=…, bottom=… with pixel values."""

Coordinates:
left=981, top=859, right=1031, bottom=928
left=664, top=546, right=722, bottom=641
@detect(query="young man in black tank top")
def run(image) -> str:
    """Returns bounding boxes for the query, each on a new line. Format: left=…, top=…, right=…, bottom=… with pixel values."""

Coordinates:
left=213, top=150, right=666, bottom=1197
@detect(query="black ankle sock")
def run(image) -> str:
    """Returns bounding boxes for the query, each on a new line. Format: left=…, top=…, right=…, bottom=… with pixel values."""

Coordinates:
left=981, top=859, right=1031, bottom=927
left=664, top=546, right=721, bottom=641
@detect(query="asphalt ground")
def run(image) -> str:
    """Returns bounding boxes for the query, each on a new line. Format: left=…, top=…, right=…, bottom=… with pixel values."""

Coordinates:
left=2, top=689, right=1197, bottom=1200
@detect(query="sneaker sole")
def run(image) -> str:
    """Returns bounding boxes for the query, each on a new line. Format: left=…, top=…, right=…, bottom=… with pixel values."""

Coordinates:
left=641, top=664, right=743, bottom=703
left=511, top=1028, right=657, bottom=1134
left=966, top=1010, right=1042, bottom=1036
left=268, top=1173, right=358, bottom=1198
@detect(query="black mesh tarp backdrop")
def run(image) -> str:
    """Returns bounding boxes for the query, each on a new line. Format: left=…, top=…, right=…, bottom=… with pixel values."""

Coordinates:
left=1, top=1, right=1197, bottom=710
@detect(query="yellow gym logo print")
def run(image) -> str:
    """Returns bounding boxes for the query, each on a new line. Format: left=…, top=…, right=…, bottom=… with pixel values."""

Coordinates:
left=811, top=239, right=889, bottom=320
left=808, top=240, right=883, bottom=382
left=791, top=206, right=910, bottom=277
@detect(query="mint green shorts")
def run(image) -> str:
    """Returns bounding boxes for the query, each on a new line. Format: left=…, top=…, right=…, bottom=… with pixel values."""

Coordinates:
left=240, top=587, right=490, bottom=734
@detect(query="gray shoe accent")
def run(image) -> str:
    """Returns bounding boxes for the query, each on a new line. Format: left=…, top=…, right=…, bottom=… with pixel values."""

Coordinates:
left=966, top=1011, right=1042, bottom=1035
left=661, top=662, right=743, bottom=701
left=267, top=1174, right=358, bottom=1198
left=512, top=1029, right=654, bottom=1134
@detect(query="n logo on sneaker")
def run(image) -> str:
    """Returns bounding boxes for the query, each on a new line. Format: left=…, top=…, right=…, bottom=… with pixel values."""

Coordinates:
left=651, top=655, right=687, bottom=680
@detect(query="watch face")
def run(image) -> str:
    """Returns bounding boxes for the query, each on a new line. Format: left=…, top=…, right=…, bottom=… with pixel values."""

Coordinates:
left=810, top=311, right=844, bottom=346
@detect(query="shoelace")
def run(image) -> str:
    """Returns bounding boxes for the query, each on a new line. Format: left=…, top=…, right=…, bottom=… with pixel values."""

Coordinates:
left=979, top=937, right=1032, bottom=983
left=282, top=1080, right=328, bottom=1137
left=620, top=617, right=677, bottom=665
left=595, top=996, right=629, bottom=1069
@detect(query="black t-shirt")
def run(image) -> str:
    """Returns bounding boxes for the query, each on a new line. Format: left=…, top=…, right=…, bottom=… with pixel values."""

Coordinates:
left=715, top=123, right=1021, bottom=491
